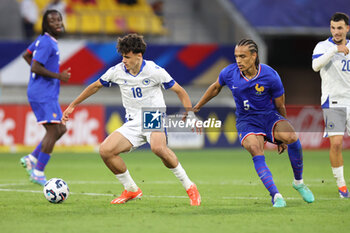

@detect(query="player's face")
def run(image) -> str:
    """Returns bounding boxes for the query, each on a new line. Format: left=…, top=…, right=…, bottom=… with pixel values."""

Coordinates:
left=234, top=45, right=257, bottom=72
left=330, top=20, right=349, bottom=44
left=47, top=12, right=64, bottom=37
left=122, top=51, right=142, bottom=74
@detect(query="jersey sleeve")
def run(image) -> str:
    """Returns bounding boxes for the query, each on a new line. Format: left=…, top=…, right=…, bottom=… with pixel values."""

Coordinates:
left=270, top=71, right=284, bottom=98
left=32, top=39, right=51, bottom=65
left=158, top=68, right=175, bottom=90
left=26, top=40, right=36, bottom=54
left=312, top=42, right=327, bottom=59
left=312, top=42, right=337, bottom=72
left=218, top=68, right=228, bottom=86
left=99, top=66, right=117, bottom=87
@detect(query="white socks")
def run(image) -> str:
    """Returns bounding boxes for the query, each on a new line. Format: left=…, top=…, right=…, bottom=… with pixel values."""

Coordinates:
left=273, top=193, right=283, bottom=202
left=116, top=163, right=193, bottom=192
left=293, top=179, right=304, bottom=186
left=332, top=166, right=346, bottom=187
left=115, top=170, right=139, bottom=192
left=29, top=154, right=37, bottom=164
left=33, top=169, right=44, bottom=176
left=170, top=163, right=193, bottom=190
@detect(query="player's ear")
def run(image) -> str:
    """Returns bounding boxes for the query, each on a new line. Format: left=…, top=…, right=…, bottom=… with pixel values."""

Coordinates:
left=252, top=51, right=257, bottom=60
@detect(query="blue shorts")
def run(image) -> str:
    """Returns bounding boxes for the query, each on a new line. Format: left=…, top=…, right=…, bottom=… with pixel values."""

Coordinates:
left=236, top=112, right=286, bottom=145
left=29, top=100, right=62, bottom=124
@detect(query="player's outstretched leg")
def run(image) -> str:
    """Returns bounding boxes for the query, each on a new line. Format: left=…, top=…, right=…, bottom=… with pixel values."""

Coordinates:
left=20, top=142, right=42, bottom=175
left=287, top=139, right=314, bottom=203
left=332, top=166, right=349, bottom=198
left=170, top=163, right=201, bottom=206
left=253, top=155, right=286, bottom=207
left=151, top=132, right=201, bottom=206
left=30, top=151, right=50, bottom=186
left=110, top=170, right=143, bottom=204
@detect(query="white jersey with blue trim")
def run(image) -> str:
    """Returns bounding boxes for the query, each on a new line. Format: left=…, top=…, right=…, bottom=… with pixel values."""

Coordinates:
left=312, top=37, right=350, bottom=107
left=100, top=59, right=175, bottom=120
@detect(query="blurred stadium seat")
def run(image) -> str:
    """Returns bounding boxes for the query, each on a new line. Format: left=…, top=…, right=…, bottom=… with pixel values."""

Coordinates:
left=33, top=0, right=166, bottom=35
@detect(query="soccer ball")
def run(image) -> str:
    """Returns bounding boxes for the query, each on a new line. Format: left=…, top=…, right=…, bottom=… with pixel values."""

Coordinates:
left=43, top=178, right=69, bottom=203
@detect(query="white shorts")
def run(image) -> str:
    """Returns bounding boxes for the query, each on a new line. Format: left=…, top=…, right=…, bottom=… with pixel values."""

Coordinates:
left=323, top=106, right=350, bottom=137
left=116, top=119, right=152, bottom=150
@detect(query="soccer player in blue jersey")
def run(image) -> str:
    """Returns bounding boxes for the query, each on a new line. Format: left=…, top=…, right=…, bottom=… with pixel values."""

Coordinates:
left=20, top=10, right=71, bottom=186
left=193, top=39, right=314, bottom=207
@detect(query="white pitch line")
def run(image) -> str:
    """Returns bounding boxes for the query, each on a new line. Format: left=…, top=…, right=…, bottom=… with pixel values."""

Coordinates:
left=0, top=188, right=342, bottom=201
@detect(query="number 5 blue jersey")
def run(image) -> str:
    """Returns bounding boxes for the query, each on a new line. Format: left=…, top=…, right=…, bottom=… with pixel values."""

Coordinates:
left=218, top=63, right=284, bottom=118
left=26, top=33, right=60, bottom=102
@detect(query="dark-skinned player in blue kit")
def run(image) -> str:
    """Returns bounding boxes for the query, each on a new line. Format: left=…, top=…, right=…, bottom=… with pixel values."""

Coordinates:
left=20, top=9, right=71, bottom=186
left=194, top=39, right=314, bottom=207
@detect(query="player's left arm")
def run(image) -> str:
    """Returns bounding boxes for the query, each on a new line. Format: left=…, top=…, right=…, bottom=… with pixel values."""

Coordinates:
left=169, top=81, right=192, bottom=112
left=22, top=50, right=33, bottom=65
left=274, top=94, right=287, bottom=118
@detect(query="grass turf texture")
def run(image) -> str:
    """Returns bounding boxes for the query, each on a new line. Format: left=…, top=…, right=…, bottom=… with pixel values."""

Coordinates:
left=0, top=149, right=349, bottom=233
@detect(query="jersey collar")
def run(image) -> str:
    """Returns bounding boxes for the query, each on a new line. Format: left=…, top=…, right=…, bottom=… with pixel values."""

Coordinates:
left=328, top=37, right=349, bottom=45
left=240, top=64, right=261, bottom=82
left=44, top=32, right=57, bottom=43
left=123, top=60, right=146, bottom=77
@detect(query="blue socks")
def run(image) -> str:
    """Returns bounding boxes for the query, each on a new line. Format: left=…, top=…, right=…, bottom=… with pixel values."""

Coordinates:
left=253, top=155, right=279, bottom=198
left=287, top=139, right=303, bottom=180
left=31, top=142, right=42, bottom=159
left=35, top=152, right=51, bottom=172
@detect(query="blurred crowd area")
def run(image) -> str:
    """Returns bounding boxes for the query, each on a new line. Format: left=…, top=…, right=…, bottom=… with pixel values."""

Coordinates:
left=17, top=0, right=166, bottom=39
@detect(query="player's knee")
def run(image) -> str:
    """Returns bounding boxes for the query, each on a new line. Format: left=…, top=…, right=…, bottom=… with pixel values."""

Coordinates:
left=246, top=144, right=263, bottom=155
left=99, top=143, right=113, bottom=160
left=151, top=145, right=166, bottom=156
left=285, top=133, right=298, bottom=144
left=58, top=125, right=67, bottom=137
left=330, top=140, right=343, bottom=151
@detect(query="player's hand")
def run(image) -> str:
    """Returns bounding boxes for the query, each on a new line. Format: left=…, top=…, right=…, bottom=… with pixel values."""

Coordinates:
left=61, top=105, right=74, bottom=125
left=59, top=67, right=71, bottom=82
left=184, top=111, right=202, bottom=135
left=277, top=143, right=287, bottom=154
left=337, top=44, right=349, bottom=55
left=192, top=105, right=200, bottom=113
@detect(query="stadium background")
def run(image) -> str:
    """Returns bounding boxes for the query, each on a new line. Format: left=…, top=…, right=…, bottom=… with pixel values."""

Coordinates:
left=1, top=0, right=350, bottom=151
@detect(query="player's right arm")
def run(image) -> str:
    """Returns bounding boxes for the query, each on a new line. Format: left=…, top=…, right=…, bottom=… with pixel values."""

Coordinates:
left=31, top=60, right=71, bottom=82
left=312, top=43, right=349, bottom=72
left=62, top=79, right=103, bottom=124
left=193, top=78, right=223, bottom=112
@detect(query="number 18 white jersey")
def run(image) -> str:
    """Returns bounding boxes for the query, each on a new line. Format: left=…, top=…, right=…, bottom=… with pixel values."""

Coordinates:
left=100, top=60, right=175, bottom=120
left=312, top=37, right=350, bottom=107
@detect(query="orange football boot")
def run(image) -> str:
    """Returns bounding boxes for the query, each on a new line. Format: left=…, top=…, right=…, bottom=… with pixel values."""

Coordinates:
left=186, top=184, right=201, bottom=206
left=111, top=188, right=143, bottom=204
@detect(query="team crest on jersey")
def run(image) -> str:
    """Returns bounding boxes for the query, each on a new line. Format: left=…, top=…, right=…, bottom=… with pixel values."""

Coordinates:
left=53, top=113, right=57, bottom=118
left=255, top=84, right=264, bottom=94
left=142, top=78, right=151, bottom=86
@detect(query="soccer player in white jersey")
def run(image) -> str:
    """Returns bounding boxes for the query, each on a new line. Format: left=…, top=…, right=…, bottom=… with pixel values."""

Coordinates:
left=62, top=34, right=201, bottom=205
left=312, top=12, right=350, bottom=198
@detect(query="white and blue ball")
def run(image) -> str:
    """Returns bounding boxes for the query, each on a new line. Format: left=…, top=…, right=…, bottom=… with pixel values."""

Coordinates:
left=43, top=178, right=69, bottom=203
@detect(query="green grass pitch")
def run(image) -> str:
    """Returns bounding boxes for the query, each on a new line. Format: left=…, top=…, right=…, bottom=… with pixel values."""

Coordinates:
left=0, top=149, right=349, bottom=233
